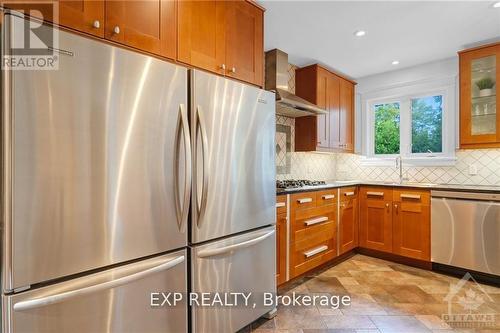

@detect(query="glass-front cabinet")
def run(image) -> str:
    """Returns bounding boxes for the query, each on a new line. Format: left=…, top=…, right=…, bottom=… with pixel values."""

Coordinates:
left=460, top=43, right=500, bottom=148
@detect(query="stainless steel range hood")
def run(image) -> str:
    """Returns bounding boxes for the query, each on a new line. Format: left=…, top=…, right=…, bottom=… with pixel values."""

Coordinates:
left=265, top=49, right=327, bottom=117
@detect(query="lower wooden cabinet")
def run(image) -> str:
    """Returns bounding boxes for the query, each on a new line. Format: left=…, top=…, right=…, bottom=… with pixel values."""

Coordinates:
left=339, top=187, right=359, bottom=255
left=276, top=195, right=287, bottom=286
left=392, top=189, right=431, bottom=261
left=289, top=190, right=337, bottom=278
left=359, top=187, right=393, bottom=253
left=276, top=212, right=287, bottom=285
left=359, top=186, right=431, bottom=261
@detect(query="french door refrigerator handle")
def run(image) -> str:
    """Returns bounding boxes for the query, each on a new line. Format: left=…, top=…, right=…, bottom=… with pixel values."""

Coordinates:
left=13, top=255, right=186, bottom=311
left=197, top=230, right=275, bottom=258
left=174, top=104, right=192, bottom=233
left=195, top=105, right=209, bottom=227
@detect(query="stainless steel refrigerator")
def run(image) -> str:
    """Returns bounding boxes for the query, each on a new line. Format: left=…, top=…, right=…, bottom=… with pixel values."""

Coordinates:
left=189, top=70, right=277, bottom=333
left=2, top=12, right=188, bottom=332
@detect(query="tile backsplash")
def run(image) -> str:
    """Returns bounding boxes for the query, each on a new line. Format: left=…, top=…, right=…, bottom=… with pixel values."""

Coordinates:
left=276, top=116, right=500, bottom=185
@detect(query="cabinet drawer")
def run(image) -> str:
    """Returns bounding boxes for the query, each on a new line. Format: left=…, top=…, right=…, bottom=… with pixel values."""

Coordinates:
left=291, top=237, right=336, bottom=277
left=360, top=186, right=392, bottom=201
left=293, top=210, right=336, bottom=235
left=294, top=204, right=336, bottom=221
left=340, top=186, right=358, bottom=202
left=393, top=189, right=430, bottom=205
left=294, top=220, right=336, bottom=245
left=316, top=189, right=337, bottom=207
left=291, top=192, right=317, bottom=211
left=276, top=195, right=287, bottom=215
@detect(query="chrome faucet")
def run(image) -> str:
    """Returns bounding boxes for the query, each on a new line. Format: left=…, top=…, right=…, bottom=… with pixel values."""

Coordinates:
left=395, top=155, right=408, bottom=184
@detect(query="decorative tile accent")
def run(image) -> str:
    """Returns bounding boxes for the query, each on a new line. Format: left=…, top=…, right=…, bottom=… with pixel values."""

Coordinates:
left=276, top=115, right=336, bottom=181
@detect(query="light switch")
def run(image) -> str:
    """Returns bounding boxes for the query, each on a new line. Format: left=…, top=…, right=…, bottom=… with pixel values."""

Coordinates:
left=468, top=164, right=478, bottom=175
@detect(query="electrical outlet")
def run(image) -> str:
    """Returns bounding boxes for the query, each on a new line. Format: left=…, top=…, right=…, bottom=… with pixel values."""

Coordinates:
left=469, top=164, right=478, bottom=175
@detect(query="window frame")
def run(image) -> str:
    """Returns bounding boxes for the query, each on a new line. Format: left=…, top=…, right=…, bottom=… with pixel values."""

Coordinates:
left=362, top=81, right=456, bottom=167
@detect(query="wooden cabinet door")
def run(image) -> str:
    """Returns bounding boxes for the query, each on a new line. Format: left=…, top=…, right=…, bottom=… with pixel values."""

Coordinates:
left=339, top=187, right=358, bottom=255
left=459, top=43, right=500, bottom=148
left=105, top=0, right=176, bottom=59
left=328, top=73, right=341, bottom=149
left=359, top=187, right=393, bottom=253
left=392, top=190, right=431, bottom=261
left=276, top=212, right=287, bottom=285
left=339, top=78, right=355, bottom=152
left=177, top=0, right=226, bottom=75
left=316, top=68, right=330, bottom=148
left=225, top=0, right=263, bottom=86
left=59, top=0, right=104, bottom=37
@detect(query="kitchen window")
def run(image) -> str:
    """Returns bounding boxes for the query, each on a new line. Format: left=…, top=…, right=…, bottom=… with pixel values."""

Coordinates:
left=363, top=83, right=456, bottom=166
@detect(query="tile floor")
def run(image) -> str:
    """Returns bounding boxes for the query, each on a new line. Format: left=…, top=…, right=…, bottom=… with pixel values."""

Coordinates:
left=243, top=254, right=500, bottom=333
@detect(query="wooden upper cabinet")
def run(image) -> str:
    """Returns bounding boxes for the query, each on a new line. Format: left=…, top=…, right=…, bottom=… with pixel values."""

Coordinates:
left=295, top=64, right=356, bottom=152
left=105, top=0, right=176, bottom=59
left=178, top=0, right=264, bottom=86
left=59, top=0, right=104, bottom=37
left=359, top=187, right=393, bottom=253
left=392, top=189, right=430, bottom=261
left=339, top=78, right=354, bottom=152
left=225, top=0, right=263, bottom=86
left=177, top=0, right=226, bottom=75
left=459, top=43, right=500, bottom=148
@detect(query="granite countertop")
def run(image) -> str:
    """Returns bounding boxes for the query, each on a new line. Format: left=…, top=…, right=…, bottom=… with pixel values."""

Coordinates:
left=276, top=180, right=500, bottom=195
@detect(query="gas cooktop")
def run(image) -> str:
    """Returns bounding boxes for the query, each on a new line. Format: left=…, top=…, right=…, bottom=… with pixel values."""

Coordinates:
left=276, top=179, right=327, bottom=190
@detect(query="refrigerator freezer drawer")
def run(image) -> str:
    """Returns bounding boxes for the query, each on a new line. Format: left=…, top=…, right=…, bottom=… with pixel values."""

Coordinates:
left=4, top=14, right=189, bottom=290
left=191, top=226, right=276, bottom=333
left=3, top=250, right=188, bottom=333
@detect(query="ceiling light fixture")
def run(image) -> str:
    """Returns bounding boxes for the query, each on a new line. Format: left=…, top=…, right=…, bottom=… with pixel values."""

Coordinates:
left=493, top=1, right=500, bottom=8
left=354, top=30, right=366, bottom=37
left=392, top=60, right=400, bottom=65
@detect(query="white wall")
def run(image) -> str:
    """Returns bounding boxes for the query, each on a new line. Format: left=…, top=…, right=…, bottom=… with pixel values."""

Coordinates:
left=354, top=57, right=459, bottom=153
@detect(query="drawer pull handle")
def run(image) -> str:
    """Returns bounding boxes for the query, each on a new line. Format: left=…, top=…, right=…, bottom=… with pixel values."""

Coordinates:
left=304, top=216, right=329, bottom=226
left=344, top=191, right=355, bottom=196
left=367, top=191, right=384, bottom=197
left=400, top=194, right=421, bottom=200
left=322, top=194, right=335, bottom=200
left=297, top=198, right=313, bottom=204
left=276, top=202, right=286, bottom=208
left=304, top=245, right=328, bottom=258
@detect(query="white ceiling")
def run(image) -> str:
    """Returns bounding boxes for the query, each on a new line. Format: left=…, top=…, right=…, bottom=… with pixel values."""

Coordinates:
left=263, top=1, right=500, bottom=79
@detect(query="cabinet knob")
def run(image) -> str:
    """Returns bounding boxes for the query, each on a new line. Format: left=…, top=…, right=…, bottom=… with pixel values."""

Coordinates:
left=113, top=26, right=120, bottom=35
left=385, top=203, right=389, bottom=207
left=92, top=20, right=100, bottom=29
left=220, top=64, right=226, bottom=70
left=230, top=67, right=236, bottom=73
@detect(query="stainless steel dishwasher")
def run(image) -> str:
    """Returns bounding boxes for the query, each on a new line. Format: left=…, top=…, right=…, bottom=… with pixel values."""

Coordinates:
left=431, top=190, right=500, bottom=276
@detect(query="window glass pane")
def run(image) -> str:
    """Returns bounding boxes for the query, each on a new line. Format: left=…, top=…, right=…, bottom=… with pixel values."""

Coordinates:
left=411, top=95, right=442, bottom=153
left=374, top=102, right=400, bottom=155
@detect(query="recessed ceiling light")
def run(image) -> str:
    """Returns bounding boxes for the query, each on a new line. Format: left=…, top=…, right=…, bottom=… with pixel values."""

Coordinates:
left=354, top=30, right=366, bottom=37
left=493, top=1, right=500, bottom=8
left=392, top=60, right=400, bottom=65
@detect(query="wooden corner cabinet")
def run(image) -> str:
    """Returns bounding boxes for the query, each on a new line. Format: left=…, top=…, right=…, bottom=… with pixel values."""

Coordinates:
left=359, top=187, right=393, bottom=253
left=295, top=64, right=356, bottom=153
left=459, top=42, right=500, bottom=148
